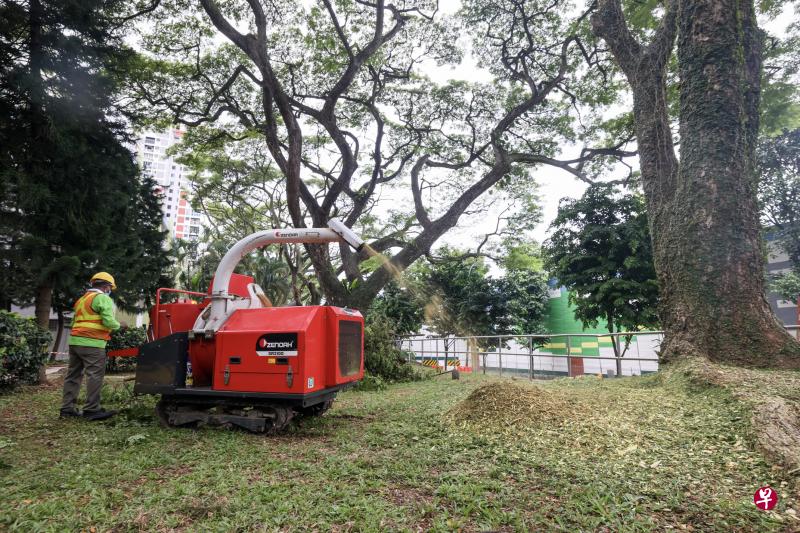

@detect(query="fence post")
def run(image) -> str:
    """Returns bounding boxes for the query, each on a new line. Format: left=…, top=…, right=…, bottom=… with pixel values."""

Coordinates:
left=566, top=336, right=572, bottom=377
left=482, top=351, right=487, bottom=375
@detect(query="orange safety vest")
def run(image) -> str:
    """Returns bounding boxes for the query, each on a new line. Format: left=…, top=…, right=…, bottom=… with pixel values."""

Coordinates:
left=71, top=291, right=112, bottom=341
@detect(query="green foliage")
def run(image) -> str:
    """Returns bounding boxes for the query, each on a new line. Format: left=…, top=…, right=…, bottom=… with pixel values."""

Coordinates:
left=351, top=373, right=387, bottom=392
left=105, top=326, right=148, bottom=373
left=171, top=131, right=313, bottom=304
left=596, top=0, right=799, bottom=140
left=0, top=0, right=171, bottom=315
left=768, top=271, right=800, bottom=304
left=419, top=253, right=492, bottom=338
left=418, top=248, right=550, bottom=341
left=363, top=316, right=423, bottom=383
left=178, top=130, right=286, bottom=238
left=500, top=242, right=544, bottom=272
left=0, top=312, right=51, bottom=391
left=106, top=174, right=174, bottom=312
left=760, top=21, right=800, bottom=135
left=759, top=128, right=800, bottom=268
left=172, top=237, right=294, bottom=306
left=543, top=184, right=659, bottom=336
left=367, top=282, right=424, bottom=336
left=494, top=268, right=550, bottom=336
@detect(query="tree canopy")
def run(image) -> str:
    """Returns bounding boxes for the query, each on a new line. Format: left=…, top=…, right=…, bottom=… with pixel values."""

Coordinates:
left=126, top=0, right=634, bottom=310
left=760, top=128, right=800, bottom=264
left=0, top=0, right=171, bottom=326
left=544, top=183, right=659, bottom=340
left=415, top=247, right=549, bottom=339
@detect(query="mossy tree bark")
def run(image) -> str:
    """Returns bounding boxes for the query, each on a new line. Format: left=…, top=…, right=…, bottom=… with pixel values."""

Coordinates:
left=593, top=0, right=800, bottom=368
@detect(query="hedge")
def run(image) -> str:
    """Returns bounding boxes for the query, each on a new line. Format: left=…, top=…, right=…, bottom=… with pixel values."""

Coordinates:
left=0, top=311, right=51, bottom=391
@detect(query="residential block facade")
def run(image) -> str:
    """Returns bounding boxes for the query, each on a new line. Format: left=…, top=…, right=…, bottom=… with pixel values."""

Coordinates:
left=133, top=128, right=203, bottom=240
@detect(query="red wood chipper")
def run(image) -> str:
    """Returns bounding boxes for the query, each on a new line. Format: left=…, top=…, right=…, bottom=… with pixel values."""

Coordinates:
left=109, top=219, right=366, bottom=433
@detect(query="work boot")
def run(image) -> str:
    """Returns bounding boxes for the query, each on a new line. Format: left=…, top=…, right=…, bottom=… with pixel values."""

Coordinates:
left=82, top=408, right=118, bottom=421
left=59, top=408, right=82, bottom=418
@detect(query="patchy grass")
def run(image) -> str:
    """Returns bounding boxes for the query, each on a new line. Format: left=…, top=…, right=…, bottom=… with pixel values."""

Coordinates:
left=0, top=371, right=798, bottom=532
left=667, top=359, right=800, bottom=472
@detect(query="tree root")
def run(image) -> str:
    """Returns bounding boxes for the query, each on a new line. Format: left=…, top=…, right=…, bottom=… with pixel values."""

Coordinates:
left=752, top=396, right=800, bottom=472
left=672, top=357, right=800, bottom=474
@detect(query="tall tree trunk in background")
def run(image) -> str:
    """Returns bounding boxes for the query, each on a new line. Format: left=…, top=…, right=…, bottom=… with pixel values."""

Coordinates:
left=469, top=338, right=480, bottom=373
left=593, top=0, right=800, bottom=368
left=50, top=309, right=65, bottom=363
left=34, top=284, right=51, bottom=330
left=608, top=314, right=623, bottom=376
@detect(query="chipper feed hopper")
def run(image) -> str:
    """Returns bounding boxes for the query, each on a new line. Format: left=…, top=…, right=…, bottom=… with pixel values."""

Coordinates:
left=110, top=219, right=366, bottom=433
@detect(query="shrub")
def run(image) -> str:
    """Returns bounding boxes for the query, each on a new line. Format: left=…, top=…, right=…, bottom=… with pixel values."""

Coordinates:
left=364, top=316, right=425, bottom=383
left=0, top=311, right=51, bottom=391
left=105, top=326, right=147, bottom=373
left=353, top=373, right=387, bottom=391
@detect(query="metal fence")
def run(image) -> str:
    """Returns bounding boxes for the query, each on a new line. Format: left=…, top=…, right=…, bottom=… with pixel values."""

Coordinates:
left=397, top=325, right=800, bottom=379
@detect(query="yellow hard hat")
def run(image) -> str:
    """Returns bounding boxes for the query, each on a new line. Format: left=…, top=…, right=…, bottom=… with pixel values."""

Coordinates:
left=90, top=271, right=117, bottom=290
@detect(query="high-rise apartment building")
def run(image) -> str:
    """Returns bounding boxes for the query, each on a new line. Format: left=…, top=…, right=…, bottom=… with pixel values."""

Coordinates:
left=133, top=128, right=203, bottom=240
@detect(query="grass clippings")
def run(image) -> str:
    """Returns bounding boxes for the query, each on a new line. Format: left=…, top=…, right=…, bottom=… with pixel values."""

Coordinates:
left=0, top=371, right=798, bottom=531
left=669, top=358, right=800, bottom=473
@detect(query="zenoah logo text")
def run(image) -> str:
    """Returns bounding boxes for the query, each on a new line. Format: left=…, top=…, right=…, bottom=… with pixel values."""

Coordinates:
left=256, top=333, right=298, bottom=357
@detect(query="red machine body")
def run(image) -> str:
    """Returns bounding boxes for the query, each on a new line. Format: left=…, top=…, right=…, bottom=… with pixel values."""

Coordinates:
left=123, top=272, right=364, bottom=432
left=201, top=306, right=363, bottom=394
left=149, top=300, right=203, bottom=340
left=118, top=218, right=369, bottom=432
left=147, top=287, right=208, bottom=341
left=141, top=274, right=364, bottom=395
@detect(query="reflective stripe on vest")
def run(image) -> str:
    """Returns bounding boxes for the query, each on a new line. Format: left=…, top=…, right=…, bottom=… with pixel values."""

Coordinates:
left=71, top=291, right=112, bottom=341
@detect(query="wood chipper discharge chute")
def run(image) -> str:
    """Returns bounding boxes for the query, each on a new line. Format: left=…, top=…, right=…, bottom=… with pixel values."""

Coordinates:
left=109, top=218, right=366, bottom=433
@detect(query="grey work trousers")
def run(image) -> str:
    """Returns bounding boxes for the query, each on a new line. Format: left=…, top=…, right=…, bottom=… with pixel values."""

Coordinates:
left=60, top=345, right=106, bottom=413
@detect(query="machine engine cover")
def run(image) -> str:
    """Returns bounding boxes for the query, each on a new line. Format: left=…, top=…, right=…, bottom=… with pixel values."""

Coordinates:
left=210, top=306, right=363, bottom=394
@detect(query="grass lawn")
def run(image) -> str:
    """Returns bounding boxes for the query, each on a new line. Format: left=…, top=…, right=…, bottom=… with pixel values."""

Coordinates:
left=0, top=371, right=797, bottom=532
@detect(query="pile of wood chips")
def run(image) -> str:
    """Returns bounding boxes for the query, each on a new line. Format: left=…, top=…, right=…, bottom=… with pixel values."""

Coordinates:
left=448, top=381, right=574, bottom=430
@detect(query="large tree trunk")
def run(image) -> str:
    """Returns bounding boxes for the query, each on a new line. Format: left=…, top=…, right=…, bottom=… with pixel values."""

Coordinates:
left=29, top=0, right=52, bottom=384
left=662, top=0, right=799, bottom=366
left=592, top=0, right=800, bottom=369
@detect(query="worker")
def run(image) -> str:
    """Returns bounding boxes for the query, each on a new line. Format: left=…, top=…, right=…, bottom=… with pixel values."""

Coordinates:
left=59, top=272, right=121, bottom=421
